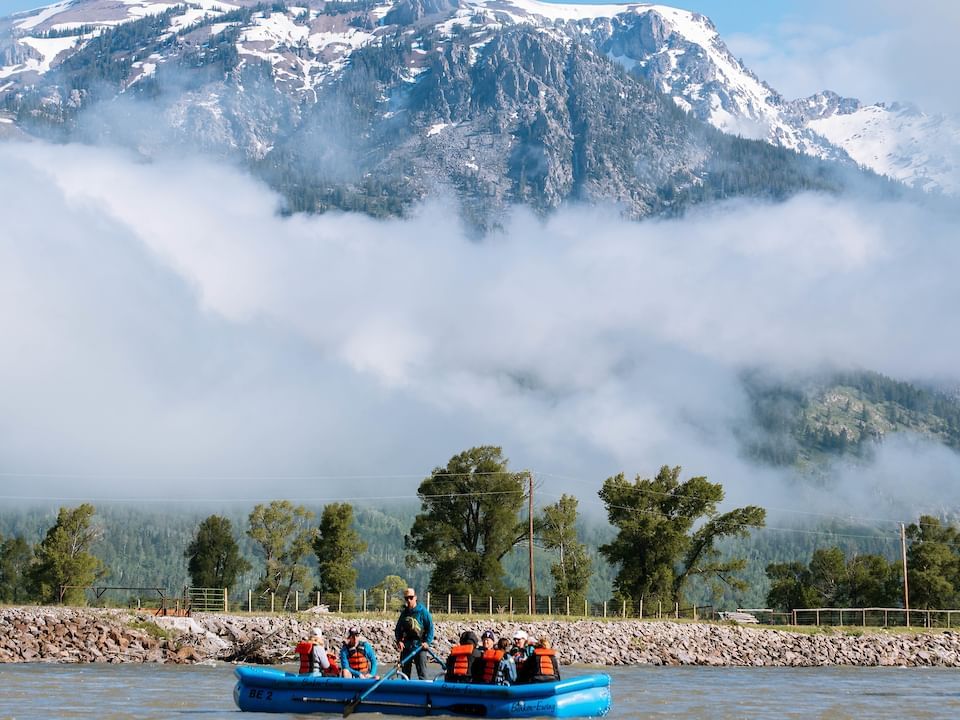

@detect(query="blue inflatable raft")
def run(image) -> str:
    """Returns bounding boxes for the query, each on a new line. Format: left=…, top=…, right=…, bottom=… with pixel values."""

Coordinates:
left=234, top=666, right=611, bottom=717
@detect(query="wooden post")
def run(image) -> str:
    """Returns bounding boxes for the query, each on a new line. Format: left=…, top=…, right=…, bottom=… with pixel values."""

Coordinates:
left=693, top=605, right=698, bottom=621
left=528, top=595, right=531, bottom=615
left=426, top=591, right=431, bottom=612
left=363, top=589, right=367, bottom=612
left=316, top=591, right=320, bottom=608
left=224, top=587, right=229, bottom=613
left=489, top=596, right=493, bottom=615
left=675, top=602, right=679, bottom=619
left=338, top=592, right=342, bottom=614
left=603, top=601, right=607, bottom=618
left=838, top=609, right=842, bottom=627
left=884, top=609, right=888, bottom=627
left=447, top=594, right=451, bottom=614
left=901, top=523, right=910, bottom=628
left=584, top=598, right=588, bottom=617
left=862, top=609, right=866, bottom=627
left=295, top=590, right=299, bottom=612
left=639, top=597, right=643, bottom=619
left=469, top=594, right=473, bottom=615
left=383, top=589, right=387, bottom=613
left=657, top=600, right=661, bottom=619
left=270, top=593, right=275, bottom=613
left=248, top=589, right=252, bottom=613
left=566, top=596, right=570, bottom=616
left=815, top=609, right=820, bottom=626
left=622, top=600, right=626, bottom=618
left=509, top=596, right=513, bottom=614
left=792, top=609, right=796, bottom=626
left=548, top=597, right=551, bottom=615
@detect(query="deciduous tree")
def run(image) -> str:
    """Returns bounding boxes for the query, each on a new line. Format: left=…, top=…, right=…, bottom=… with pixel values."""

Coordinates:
left=906, top=516, right=960, bottom=609
left=248, top=500, right=315, bottom=610
left=185, top=515, right=251, bottom=589
left=29, top=504, right=104, bottom=604
left=406, top=446, right=527, bottom=596
left=0, top=535, right=33, bottom=603
left=540, top=494, right=591, bottom=604
left=599, top=465, right=765, bottom=609
left=313, top=502, right=366, bottom=605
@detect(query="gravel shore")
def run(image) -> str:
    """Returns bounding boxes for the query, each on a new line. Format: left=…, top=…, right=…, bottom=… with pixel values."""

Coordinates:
left=3, top=606, right=960, bottom=667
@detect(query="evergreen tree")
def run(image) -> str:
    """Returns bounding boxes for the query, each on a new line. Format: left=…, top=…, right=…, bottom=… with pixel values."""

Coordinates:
left=247, top=500, right=315, bottom=609
left=313, top=502, right=366, bottom=605
left=540, top=494, right=591, bottom=603
left=599, top=465, right=765, bottom=608
left=184, top=515, right=251, bottom=589
left=29, top=504, right=104, bottom=604
left=0, top=535, right=33, bottom=603
left=406, top=446, right=527, bottom=596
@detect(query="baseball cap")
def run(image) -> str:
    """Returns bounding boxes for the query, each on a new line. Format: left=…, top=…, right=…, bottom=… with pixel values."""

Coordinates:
left=481, top=630, right=496, bottom=640
left=512, top=629, right=527, bottom=640
left=348, top=626, right=361, bottom=636
left=311, top=627, right=323, bottom=638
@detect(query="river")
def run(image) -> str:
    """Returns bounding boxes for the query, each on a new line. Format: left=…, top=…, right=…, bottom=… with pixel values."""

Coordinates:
left=0, top=663, right=957, bottom=719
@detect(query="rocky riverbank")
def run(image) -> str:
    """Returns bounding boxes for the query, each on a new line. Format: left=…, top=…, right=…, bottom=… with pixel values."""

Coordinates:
left=3, top=606, right=960, bottom=667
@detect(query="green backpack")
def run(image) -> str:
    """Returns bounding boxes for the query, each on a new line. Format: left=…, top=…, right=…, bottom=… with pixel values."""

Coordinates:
left=402, top=615, right=422, bottom=640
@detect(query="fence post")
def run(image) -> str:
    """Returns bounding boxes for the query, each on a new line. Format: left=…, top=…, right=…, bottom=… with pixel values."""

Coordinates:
left=271, top=593, right=275, bottom=613
left=248, top=589, right=252, bottom=613
left=838, top=609, right=842, bottom=627
left=639, top=597, right=643, bottom=619
left=863, top=609, right=866, bottom=627
left=622, top=600, right=626, bottom=618
left=658, top=601, right=661, bottom=619
left=363, top=589, right=367, bottom=612
left=383, top=589, right=387, bottom=613
left=295, top=591, right=299, bottom=613
left=338, top=592, right=342, bottom=614
left=693, top=605, right=697, bottom=621
left=527, top=596, right=531, bottom=615
left=815, top=609, right=820, bottom=626
left=489, top=596, right=493, bottom=615
left=509, top=596, right=513, bottom=614
left=224, top=587, right=229, bottom=613
left=566, top=596, right=570, bottom=616
left=426, top=592, right=430, bottom=613
left=603, top=601, right=607, bottom=618
left=884, top=609, right=888, bottom=627
left=584, top=598, right=588, bottom=617
left=548, top=597, right=552, bottom=615
left=792, top=609, right=796, bottom=626
left=469, top=594, right=473, bottom=615
left=675, top=602, right=679, bottom=619
left=448, top=594, right=452, bottom=614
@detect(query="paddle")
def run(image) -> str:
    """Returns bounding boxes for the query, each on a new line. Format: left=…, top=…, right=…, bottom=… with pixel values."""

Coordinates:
left=342, top=645, right=421, bottom=718
left=424, top=645, right=446, bottom=666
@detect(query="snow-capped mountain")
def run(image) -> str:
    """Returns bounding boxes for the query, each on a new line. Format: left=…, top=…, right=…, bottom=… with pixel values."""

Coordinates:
left=0, top=0, right=949, bottom=207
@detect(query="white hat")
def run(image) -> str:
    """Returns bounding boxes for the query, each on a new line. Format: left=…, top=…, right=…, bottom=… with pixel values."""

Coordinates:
left=512, top=629, right=528, bottom=640
left=311, top=627, right=323, bottom=638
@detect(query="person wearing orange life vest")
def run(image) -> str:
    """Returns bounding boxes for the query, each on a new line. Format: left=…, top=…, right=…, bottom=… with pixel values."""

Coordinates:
left=518, top=635, right=560, bottom=684
left=339, top=626, right=378, bottom=679
left=508, top=629, right=534, bottom=674
left=295, top=627, right=338, bottom=676
left=444, top=631, right=480, bottom=683
left=471, top=630, right=516, bottom=685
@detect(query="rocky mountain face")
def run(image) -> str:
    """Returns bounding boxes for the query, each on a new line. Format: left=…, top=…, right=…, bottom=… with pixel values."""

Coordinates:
left=0, top=0, right=937, bottom=222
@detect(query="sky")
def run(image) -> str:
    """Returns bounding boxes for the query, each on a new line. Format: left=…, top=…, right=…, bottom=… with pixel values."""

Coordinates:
left=1, top=0, right=959, bottom=520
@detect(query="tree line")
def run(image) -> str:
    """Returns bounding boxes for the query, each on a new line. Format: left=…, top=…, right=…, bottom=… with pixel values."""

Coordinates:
left=2, top=446, right=957, bottom=614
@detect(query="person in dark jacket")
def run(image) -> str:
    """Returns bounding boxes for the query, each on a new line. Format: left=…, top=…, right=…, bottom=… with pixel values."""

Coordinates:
left=444, top=630, right=480, bottom=683
left=394, top=588, right=434, bottom=679
left=517, top=635, right=560, bottom=684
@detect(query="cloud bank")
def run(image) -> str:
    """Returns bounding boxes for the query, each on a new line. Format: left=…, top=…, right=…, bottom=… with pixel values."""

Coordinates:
left=1, top=140, right=959, bottom=521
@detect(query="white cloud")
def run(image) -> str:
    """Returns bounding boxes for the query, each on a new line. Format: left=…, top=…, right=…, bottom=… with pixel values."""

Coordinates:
left=2, top=140, right=959, bottom=518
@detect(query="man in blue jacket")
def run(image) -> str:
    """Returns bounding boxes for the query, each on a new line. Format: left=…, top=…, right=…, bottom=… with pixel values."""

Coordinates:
left=394, top=587, right=434, bottom=679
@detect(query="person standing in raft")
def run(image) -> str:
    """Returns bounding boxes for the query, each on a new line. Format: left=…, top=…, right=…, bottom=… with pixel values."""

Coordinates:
left=295, top=627, right=339, bottom=676
left=394, top=587, right=434, bottom=680
left=340, top=626, right=378, bottom=679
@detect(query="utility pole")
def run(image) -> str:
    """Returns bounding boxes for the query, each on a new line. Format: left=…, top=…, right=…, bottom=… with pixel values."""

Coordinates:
left=529, top=472, right=536, bottom=615
left=901, top=522, right=910, bottom=627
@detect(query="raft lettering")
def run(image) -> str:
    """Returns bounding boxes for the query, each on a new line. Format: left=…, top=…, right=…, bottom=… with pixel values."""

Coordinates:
left=248, top=689, right=274, bottom=701
left=510, top=700, right=556, bottom=714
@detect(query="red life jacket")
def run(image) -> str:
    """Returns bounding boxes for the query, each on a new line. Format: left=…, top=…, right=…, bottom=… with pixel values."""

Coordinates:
left=445, top=644, right=476, bottom=682
left=531, top=647, right=559, bottom=682
left=295, top=642, right=316, bottom=674
left=475, top=649, right=505, bottom=684
left=324, top=652, right=341, bottom=677
left=345, top=644, right=371, bottom=675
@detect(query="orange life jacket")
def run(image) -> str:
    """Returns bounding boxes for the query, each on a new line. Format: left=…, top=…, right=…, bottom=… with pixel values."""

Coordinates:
left=445, top=644, right=476, bottom=682
left=532, top=647, right=559, bottom=681
left=345, top=644, right=371, bottom=675
left=475, top=648, right=505, bottom=684
left=323, top=652, right=341, bottom=677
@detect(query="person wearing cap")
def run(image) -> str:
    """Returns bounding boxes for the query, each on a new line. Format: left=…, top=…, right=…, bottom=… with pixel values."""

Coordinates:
left=444, top=630, right=480, bottom=683
left=295, top=627, right=335, bottom=676
left=394, top=588, right=434, bottom=680
left=471, top=629, right=516, bottom=685
left=509, top=629, right=534, bottom=675
left=340, top=626, right=378, bottom=679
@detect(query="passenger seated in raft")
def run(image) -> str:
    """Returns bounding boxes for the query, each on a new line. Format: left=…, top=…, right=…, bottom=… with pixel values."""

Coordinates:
left=471, top=630, right=516, bottom=685
left=340, top=626, right=378, bottom=679
left=517, top=635, right=560, bottom=684
left=445, top=631, right=480, bottom=683
left=295, top=627, right=339, bottom=676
